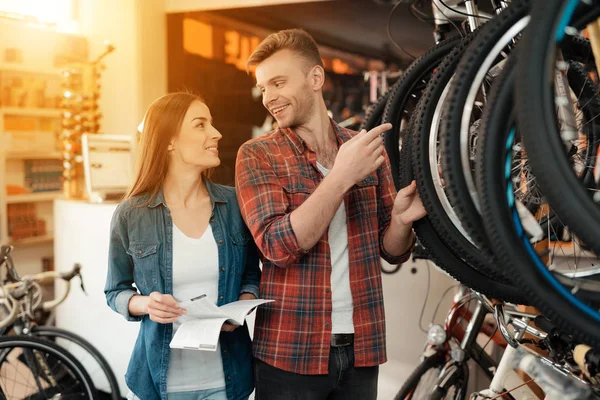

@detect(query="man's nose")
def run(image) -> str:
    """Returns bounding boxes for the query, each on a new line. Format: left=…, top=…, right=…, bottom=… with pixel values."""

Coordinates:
left=263, top=90, right=277, bottom=109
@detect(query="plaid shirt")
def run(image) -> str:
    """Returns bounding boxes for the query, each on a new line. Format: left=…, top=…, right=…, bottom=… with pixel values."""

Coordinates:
left=235, top=120, right=411, bottom=375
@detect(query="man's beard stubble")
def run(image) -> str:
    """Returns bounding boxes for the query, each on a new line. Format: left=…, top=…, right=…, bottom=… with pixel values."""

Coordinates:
left=282, top=84, right=316, bottom=130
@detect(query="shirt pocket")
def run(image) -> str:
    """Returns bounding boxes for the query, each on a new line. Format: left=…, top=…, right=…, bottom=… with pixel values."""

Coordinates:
left=127, top=242, right=159, bottom=290
left=230, top=232, right=251, bottom=275
left=353, top=173, right=379, bottom=217
left=282, top=177, right=315, bottom=210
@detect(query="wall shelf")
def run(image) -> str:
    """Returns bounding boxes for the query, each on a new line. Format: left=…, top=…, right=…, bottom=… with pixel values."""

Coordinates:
left=0, top=108, right=62, bottom=118
left=10, top=234, right=54, bottom=247
left=0, top=64, right=62, bottom=76
left=6, top=191, right=62, bottom=204
left=6, top=151, right=62, bottom=160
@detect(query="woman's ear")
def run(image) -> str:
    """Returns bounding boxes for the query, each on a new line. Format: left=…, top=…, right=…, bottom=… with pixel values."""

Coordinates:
left=167, top=141, right=175, bottom=151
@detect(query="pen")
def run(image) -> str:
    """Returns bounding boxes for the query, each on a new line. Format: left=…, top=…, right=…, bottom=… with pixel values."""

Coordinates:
left=190, top=294, right=207, bottom=302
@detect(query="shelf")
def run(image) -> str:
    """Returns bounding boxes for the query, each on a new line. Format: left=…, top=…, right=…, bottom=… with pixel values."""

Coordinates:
left=9, top=234, right=54, bottom=247
left=0, top=108, right=61, bottom=118
left=6, top=151, right=61, bottom=160
left=0, top=64, right=62, bottom=76
left=6, top=191, right=62, bottom=204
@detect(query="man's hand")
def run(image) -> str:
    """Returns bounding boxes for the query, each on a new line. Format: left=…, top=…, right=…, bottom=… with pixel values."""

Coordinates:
left=239, top=292, right=258, bottom=316
left=331, top=123, right=392, bottom=190
left=147, top=292, right=186, bottom=324
left=221, top=323, right=239, bottom=332
left=239, top=293, right=257, bottom=301
left=221, top=293, right=258, bottom=332
left=392, top=180, right=427, bottom=226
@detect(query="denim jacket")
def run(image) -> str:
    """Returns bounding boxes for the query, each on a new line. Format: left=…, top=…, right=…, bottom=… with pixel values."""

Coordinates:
left=105, top=180, right=261, bottom=400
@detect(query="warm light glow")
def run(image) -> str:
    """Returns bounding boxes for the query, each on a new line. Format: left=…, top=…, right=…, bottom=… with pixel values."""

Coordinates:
left=0, top=0, right=78, bottom=33
left=183, top=18, right=213, bottom=59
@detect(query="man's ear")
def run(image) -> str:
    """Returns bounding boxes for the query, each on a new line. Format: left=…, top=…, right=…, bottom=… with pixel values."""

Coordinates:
left=310, top=65, right=325, bottom=91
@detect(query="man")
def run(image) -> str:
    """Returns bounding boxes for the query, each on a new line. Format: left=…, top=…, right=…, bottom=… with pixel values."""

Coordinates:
left=235, top=29, right=426, bottom=400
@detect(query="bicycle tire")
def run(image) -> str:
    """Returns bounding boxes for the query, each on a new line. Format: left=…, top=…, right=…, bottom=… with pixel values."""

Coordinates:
left=399, top=114, right=529, bottom=305
left=516, top=0, right=600, bottom=256
left=478, top=55, right=600, bottom=346
left=409, top=31, right=516, bottom=285
left=394, top=351, right=446, bottom=400
left=0, top=334, right=97, bottom=399
left=31, top=326, right=121, bottom=400
left=359, top=91, right=389, bottom=132
left=440, top=0, right=531, bottom=255
left=440, top=0, right=594, bottom=261
left=382, top=36, right=461, bottom=190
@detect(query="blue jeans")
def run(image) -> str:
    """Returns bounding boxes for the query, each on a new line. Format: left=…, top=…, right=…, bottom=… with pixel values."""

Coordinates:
left=130, top=387, right=248, bottom=400
left=167, top=387, right=228, bottom=400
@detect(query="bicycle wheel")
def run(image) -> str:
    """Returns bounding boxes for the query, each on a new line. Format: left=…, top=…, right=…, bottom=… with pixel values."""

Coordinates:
left=394, top=351, right=446, bottom=400
left=359, top=91, right=388, bottom=132
left=400, top=116, right=529, bottom=304
left=478, top=55, right=600, bottom=346
left=383, top=36, right=461, bottom=190
left=0, top=335, right=97, bottom=399
left=428, top=361, right=468, bottom=400
left=516, top=0, right=600, bottom=255
left=408, top=30, right=521, bottom=286
left=440, top=0, right=531, bottom=252
left=31, top=326, right=120, bottom=400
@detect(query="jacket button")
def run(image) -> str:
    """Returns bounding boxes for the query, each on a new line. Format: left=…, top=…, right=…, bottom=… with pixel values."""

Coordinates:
left=224, top=349, right=228, bottom=353
left=218, top=240, right=224, bottom=245
left=221, top=267, right=225, bottom=272
left=227, top=375, right=231, bottom=380
left=137, top=250, right=142, bottom=255
left=325, top=288, right=330, bottom=293
left=219, top=295, right=224, bottom=300
left=325, top=322, right=330, bottom=328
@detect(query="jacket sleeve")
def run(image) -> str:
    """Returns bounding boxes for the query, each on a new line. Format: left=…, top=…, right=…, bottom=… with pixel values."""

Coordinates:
left=104, top=206, right=142, bottom=322
left=239, top=234, right=261, bottom=299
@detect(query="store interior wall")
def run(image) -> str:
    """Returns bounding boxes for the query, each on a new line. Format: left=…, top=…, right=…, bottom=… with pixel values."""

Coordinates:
left=3, top=1, right=469, bottom=397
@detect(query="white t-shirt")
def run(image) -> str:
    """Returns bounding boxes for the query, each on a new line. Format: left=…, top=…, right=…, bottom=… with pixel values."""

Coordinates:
left=167, top=223, right=226, bottom=392
left=316, top=162, right=354, bottom=334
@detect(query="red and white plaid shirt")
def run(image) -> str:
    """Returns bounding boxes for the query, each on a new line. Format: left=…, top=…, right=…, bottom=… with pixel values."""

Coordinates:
left=235, top=120, right=411, bottom=375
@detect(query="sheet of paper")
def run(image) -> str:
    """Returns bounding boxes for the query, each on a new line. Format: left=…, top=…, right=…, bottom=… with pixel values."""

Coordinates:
left=219, top=299, right=275, bottom=325
left=177, top=296, right=227, bottom=323
left=169, top=317, right=228, bottom=351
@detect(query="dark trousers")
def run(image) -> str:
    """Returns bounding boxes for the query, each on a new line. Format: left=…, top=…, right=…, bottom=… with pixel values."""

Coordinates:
left=254, top=345, right=378, bottom=400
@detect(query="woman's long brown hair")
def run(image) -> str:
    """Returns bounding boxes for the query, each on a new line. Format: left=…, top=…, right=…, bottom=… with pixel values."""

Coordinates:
left=126, top=92, right=208, bottom=204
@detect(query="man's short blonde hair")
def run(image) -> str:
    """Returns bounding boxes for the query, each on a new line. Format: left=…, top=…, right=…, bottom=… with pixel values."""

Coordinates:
left=246, top=29, right=324, bottom=73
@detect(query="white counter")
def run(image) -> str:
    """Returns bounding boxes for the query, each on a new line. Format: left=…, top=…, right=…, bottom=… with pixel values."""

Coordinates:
left=54, top=199, right=138, bottom=396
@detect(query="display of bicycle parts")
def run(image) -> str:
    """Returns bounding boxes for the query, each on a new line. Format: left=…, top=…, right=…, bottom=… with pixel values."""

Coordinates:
left=60, top=41, right=115, bottom=200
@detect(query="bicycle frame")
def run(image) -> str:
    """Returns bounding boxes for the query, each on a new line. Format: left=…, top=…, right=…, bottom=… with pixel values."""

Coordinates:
left=431, top=0, right=508, bottom=42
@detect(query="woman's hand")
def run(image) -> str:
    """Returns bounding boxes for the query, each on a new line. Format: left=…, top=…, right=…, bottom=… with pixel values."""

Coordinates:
left=147, top=292, right=186, bottom=324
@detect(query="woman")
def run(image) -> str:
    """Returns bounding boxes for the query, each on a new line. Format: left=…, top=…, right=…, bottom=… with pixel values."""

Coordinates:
left=105, top=92, right=260, bottom=400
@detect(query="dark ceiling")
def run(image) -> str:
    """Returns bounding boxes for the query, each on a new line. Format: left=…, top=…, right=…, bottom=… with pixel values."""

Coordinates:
left=212, top=0, right=441, bottom=67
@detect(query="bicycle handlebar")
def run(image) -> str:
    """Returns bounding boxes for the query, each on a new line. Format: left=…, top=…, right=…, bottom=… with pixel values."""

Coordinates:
left=0, top=262, right=84, bottom=328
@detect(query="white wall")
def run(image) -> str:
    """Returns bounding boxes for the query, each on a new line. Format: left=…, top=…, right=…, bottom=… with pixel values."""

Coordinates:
left=378, top=260, right=457, bottom=398
left=78, top=0, right=167, bottom=136
left=54, top=200, right=138, bottom=396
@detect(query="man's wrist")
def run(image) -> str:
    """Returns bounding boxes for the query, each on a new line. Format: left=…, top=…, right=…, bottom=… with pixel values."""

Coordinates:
left=327, top=167, right=354, bottom=193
